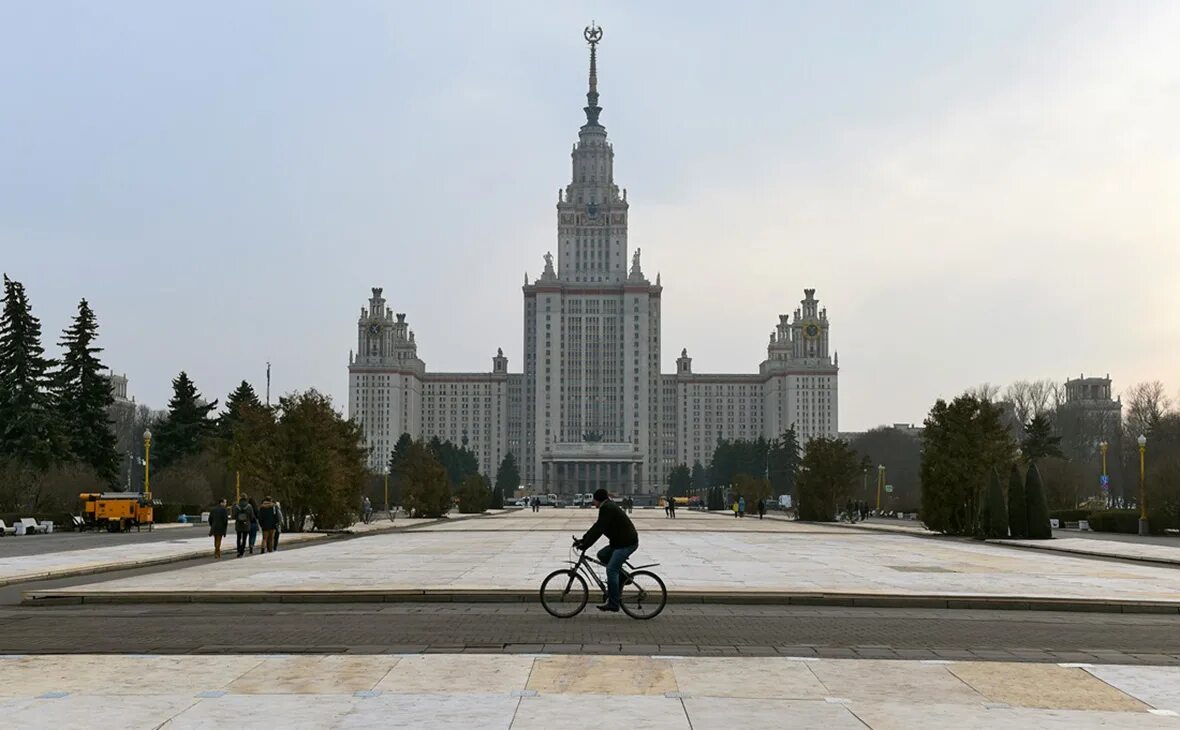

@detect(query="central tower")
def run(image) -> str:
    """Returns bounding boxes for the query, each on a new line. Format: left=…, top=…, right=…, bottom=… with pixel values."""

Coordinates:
left=556, top=24, right=630, bottom=284
left=521, top=25, right=664, bottom=495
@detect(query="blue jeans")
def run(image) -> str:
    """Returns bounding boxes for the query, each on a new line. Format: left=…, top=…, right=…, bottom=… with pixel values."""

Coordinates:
left=596, top=544, right=638, bottom=606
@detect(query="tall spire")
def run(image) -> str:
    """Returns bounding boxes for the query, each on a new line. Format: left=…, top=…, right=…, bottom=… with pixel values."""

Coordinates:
left=583, top=24, right=603, bottom=127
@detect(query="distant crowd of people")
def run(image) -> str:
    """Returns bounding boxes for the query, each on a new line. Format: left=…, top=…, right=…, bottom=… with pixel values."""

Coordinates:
left=730, top=496, right=768, bottom=519
left=206, top=494, right=284, bottom=559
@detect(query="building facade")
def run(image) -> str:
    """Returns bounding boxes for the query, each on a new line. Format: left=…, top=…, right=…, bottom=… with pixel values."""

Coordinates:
left=348, top=27, right=839, bottom=493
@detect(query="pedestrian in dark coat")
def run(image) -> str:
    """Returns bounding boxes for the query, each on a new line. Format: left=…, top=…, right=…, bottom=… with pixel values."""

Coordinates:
left=257, top=496, right=278, bottom=553
left=232, top=496, right=254, bottom=558
left=247, top=496, right=260, bottom=554
left=208, top=498, right=229, bottom=559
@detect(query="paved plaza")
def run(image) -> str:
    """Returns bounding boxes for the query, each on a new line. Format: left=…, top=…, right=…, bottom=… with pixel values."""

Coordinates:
left=27, top=509, right=1180, bottom=608
left=1, top=654, right=1177, bottom=729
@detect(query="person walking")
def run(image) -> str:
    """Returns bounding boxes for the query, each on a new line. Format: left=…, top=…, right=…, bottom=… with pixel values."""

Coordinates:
left=247, top=496, right=260, bottom=554
left=757, top=498, right=765, bottom=520
left=362, top=496, right=373, bottom=524
left=668, top=497, right=676, bottom=519
left=209, top=498, right=228, bottom=559
left=738, top=496, right=746, bottom=518
left=232, top=496, right=254, bottom=558
left=272, top=500, right=284, bottom=551
left=257, top=496, right=278, bottom=553
left=732, top=499, right=739, bottom=518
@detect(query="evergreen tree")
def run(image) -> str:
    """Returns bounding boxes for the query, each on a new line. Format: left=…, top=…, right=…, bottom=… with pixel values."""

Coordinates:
left=1021, top=414, right=1064, bottom=462
left=54, top=298, right=119, bottom=483
left=153, top=371, right=218, bottom=470
left=919, top=395, right=1014, bottom=535
left=220, top=380, right=262, bottom=440
left=768, top=427, right=802, bottom=496
left=494, top=452, right=520, bottom=503
left=0, top=275, right=65, bottom=470
left=979, top=468, right=1008, bottom=539
left=388, top=432, right=414, bottom=474
left=1025, top=462, right=1053, bottom=539
left=1007, top=463, right=1028, bottom=538
left=398, top=439, right=451, bottom=517
left=666, top=463, right=691, bottom=497
left=691, top=460, right=708, bottom=493
left=797, top=437, right=860, bottom=521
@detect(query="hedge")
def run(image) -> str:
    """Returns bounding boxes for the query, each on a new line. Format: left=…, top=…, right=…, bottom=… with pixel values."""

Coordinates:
left=1088, top=510, right=1149, bottom=534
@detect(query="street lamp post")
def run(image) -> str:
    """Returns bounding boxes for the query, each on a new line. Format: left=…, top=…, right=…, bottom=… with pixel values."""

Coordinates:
left=876, top=464, right=885, bottom=513
left=1098, top=440, right=1109, bottom=507
left=143, top=429, right=152, bottom=499
left=862, top=467, right=868, bottom=504
left=1138, top=434, right=1149, bottom=536
left=384, top=470, right=390, bottom=514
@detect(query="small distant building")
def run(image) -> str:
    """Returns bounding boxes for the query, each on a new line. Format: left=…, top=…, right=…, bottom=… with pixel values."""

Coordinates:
left=109, top=372, right=131, bottom=403
left=1057, top=373, right=1122, bottom=455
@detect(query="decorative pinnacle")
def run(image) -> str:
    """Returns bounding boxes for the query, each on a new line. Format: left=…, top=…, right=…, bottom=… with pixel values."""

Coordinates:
left=583, top=23, right=603, bottom=127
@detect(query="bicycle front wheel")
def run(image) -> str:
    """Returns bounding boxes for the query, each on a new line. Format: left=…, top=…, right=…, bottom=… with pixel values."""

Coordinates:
left=620, top=570, right=667, bottom=620
left=540, top=569, right=588, bottom=618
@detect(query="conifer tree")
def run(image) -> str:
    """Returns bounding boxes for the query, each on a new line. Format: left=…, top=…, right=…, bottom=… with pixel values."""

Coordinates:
left=979, top=467, right=1008, bottom=539
left=55, top=298, right=119, bottom=483
left=1007, top=462, right=1027, bottom=538
left=0, top=275, right=65, bottom=469
left=219, top=380, right=262, bottom=440
left=153, top=371, right=218, bottom=470
left=1025, top=462, right=1053, bottom=539
left=494, top=452, right=520, bottom=503
left=1021, top=414, right=1064, bottom=462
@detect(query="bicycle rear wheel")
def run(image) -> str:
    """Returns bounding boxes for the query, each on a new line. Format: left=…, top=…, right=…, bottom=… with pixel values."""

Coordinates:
left=619, top=569, right=667, bottom=620
left=540, top=569, right=589, bottom=618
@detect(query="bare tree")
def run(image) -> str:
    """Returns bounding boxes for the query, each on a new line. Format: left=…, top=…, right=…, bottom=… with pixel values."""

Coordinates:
left=1123, top=381, right=1171, bottom=439
left=966, top=383, right=1001, bottom=402
left=1026, top=379, right=1057, bottom=418
left=1004, top=381, right=1033, bottom=425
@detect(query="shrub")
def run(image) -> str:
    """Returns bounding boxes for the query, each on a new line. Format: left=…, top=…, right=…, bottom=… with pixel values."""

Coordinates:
left=1049, top=509, right=1091, bottom=523
left=1007, top=464, right=1027, bottom=539
left=1025, top=462, right=1052, bottom=539
left=1088, top=510, right=1143, bottom=534
left=456, top=474, right=490, bottom=514
left=978, top=468, right=1008, bottom=539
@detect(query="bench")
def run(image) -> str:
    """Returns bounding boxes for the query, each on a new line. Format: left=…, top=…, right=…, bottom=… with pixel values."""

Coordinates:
left=14, top=517, right=39, bottom=535
left=0, top=519, right=14, bottom=536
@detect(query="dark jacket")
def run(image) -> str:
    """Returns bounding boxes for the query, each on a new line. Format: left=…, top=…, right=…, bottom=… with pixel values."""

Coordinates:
left=257, top=500, right=278, bottom=530
left=233, top=501, right=254, bottom=533
left=580, top=499, right=638, bottom=549
left=208, top=505, right=229, bottom=536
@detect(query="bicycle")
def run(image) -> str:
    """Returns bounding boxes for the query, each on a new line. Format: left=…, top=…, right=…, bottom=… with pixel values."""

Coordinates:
left=539, top=536, right=667, bottom=620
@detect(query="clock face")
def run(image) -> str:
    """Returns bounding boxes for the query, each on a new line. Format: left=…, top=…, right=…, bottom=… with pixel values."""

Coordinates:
left=803, top=323, right=820, bottom=340
left=586, top=202, right=599, bottom=217
left=368, top=323, right=381, bottom=336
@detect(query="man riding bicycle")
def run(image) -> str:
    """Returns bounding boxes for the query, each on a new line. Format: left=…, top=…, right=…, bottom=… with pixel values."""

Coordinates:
left=573, top=488, right=638, bottom=612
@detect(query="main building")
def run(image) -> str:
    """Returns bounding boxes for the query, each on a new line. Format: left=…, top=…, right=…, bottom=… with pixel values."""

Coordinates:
left=348, top=27, right=839, bottom=495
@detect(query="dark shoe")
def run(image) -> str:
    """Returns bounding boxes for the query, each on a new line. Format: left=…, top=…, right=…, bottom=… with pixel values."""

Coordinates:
left=596, top=602, right=620, bottom=612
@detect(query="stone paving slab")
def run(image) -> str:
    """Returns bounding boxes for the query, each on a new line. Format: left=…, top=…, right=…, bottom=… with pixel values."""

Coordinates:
left=28, top=510, right=1180, bottom=609
left=0, top=531, right=328, bottom=587
left=0, top=655, right=1174, bottom=729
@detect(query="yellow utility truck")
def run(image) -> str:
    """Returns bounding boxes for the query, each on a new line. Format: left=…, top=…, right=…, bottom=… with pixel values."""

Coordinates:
left=79, top=492, right=158, bottom=532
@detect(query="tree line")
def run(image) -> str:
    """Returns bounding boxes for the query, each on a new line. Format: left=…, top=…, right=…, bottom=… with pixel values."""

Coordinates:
left=383, top=432, right=520, bottom=517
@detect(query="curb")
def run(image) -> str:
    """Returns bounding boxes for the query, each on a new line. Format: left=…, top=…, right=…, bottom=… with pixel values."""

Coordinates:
left=987, top=538, right=1180, bottom=568
left=20, top=588, right=1180, bottom=614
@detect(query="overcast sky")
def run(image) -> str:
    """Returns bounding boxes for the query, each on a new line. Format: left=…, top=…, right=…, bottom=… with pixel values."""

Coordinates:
left=2, top=1, right=1177, bottom=431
